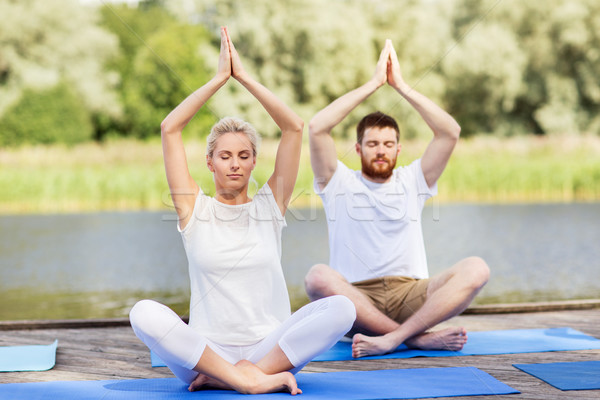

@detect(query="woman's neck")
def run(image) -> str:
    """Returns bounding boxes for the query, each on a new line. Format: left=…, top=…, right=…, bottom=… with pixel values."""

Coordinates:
left=214, top=187, right=251, bottom=205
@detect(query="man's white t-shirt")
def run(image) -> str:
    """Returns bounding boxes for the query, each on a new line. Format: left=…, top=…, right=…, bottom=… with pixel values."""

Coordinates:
left=179, top=184, right=291, bottom=346
left=315, top=159, right=437, bottom=283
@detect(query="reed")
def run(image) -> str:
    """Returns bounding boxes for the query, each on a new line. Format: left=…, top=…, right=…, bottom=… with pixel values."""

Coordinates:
left=1, top=135, right=598, bottom=214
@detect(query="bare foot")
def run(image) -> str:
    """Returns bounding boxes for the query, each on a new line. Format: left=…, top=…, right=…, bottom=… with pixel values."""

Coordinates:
left=188, top=373, right=230, bottom=392
left=352, top=327, right=468, bottom=357
left=352, top=333, right=398, bottom=358
left=234, top=360, right=302, bottom=395
left=405, top=327, right=468, bottom=351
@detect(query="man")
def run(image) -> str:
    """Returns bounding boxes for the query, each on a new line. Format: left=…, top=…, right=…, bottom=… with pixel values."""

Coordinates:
left=304, top=39, right=490, bottom=358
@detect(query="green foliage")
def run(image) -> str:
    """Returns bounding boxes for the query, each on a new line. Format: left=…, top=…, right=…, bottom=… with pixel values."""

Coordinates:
left=99, top=3, right=215, bottom=139
left=3, top=0, right=600, bottom=144
left=167, top=0, right=380, bottom=137
left=445, top=0, right=600, bottom=135
left=125, top=24, right=215, bottom=138
left=0, top=83, right=93, bottom=146
left=0, top=0, right=120, bottom=133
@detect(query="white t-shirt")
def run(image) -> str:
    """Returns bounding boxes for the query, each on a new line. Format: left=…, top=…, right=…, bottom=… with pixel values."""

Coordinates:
left=179, top=184, right=291, bottom=346
left=315, top=159, right=437, bottom=283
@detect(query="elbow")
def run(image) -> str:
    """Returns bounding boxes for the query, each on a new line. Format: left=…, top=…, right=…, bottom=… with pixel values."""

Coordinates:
left=454, top=123, right=461, bottom=140
left=447, top=122, right=461, bottom=142
left=160, top=119, right=178, bottom=136
left=284, top=118, right=304, bottom=137
left=160, top=119, right=171, bottom=135
left=293, top=118, right=305, bottom=135
left=308, top=118, right=322, bottom=138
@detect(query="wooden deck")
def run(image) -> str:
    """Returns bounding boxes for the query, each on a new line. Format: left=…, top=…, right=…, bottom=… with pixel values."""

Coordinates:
left=1, top=307, right=599, bottom=399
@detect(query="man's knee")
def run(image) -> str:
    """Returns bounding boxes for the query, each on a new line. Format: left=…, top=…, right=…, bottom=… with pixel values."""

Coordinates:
left=304, top=264, right=341, bottom=300
left=462, top=256, right=490, bottom=289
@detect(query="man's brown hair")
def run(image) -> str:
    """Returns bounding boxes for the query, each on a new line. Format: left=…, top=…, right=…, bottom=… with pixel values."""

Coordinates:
left=356, top=111, right=400, bottom=144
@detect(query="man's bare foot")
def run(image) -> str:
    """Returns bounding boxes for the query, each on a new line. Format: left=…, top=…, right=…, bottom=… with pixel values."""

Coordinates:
left=352, top=327, right=468, bottom=357
left=405, top=327, right=467, bottom=351
left=233, top=360, right=302, bottom=395
left=352, top=333, right=398, bottom=358
left=188, top=373, right=230, bottom=392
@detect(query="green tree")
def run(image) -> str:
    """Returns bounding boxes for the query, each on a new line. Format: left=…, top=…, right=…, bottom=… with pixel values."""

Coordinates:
left=447, top=0, right=600, bottom=135
left=0, top=83, right=93, bottom=146
left=442, top=22, right=526, bottom=135
left=167, top=0, right=459, bottom=139
left=0, top=0, right=120, bottom=144
left=100, top=3, right=215, bottom=138
left=364, top=0, right=455, bottom=139
left=125, top=23, right=216, bottom=138
left=167, top=0, right=379, bottom=138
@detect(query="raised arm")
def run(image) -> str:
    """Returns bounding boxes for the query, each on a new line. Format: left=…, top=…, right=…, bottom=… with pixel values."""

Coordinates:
left=309, top=40, right=392, bottom=190
left=387, top=43, right=461, bottom=188
left=160, top=27, right=231, bottom=229
left=226, top=30, right=304, bottom=216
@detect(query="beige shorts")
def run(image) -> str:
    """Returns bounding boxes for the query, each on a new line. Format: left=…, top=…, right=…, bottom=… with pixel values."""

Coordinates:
left=352, top=276, right=429, bottom=324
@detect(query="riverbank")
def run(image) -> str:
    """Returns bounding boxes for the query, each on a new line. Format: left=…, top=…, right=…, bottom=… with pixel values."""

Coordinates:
left=1, top=135, right=599, bottom=214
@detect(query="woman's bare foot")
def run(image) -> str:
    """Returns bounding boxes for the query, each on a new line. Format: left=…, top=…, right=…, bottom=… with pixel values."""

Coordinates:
left=405, top=327, right=467, bottom=351
left=234, top=360, right=301, bottom=395
left=189, top=360, right=300, bottom=394
left=188, top=373, right=230, bottom=392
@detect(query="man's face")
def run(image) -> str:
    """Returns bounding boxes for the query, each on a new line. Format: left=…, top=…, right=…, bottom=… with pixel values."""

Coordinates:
left=356, top=126, right=401, bottom=182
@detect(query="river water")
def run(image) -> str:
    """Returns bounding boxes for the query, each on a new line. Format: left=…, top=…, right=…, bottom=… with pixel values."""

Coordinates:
left=1, top=203, right=598, bottom=320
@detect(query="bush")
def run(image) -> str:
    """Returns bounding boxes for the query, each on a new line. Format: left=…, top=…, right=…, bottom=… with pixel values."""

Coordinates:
left=0, top=83, right=93, bottom=146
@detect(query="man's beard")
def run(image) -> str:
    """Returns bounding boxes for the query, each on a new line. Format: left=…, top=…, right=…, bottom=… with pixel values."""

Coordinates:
left=361, top=155, right=396, bottom=180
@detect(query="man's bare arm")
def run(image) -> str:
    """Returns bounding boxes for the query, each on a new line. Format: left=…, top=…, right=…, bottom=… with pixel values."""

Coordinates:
left=387, top=44, right=460, bottom=187
left=309, top=41, right=392, bottom=190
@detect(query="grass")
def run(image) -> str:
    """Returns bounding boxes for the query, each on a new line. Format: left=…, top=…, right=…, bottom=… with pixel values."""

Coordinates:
left=1, top=134, right=599, bottom=214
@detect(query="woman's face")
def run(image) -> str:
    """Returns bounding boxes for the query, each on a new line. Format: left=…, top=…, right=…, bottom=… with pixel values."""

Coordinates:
left=207, top=132, right=256, bottom=197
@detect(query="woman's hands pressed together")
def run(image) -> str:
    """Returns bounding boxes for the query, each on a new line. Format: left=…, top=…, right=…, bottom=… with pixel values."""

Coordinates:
left=216, top=26, right=232, bottom=82
left=218, top=26, right=249, bottom=83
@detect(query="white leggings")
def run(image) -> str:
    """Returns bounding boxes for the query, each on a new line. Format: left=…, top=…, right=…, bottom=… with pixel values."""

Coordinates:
left=129, top=295, right=355, bottom=384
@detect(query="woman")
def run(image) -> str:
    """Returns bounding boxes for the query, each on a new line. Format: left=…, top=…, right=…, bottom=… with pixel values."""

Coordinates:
left=129, top=27, right=355, bottom=395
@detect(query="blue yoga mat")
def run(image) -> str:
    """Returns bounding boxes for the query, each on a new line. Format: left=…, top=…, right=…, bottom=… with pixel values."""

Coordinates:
left=514, top=360, right=600, bottom=391
left=0, top=340, right=58, bottom=372
left=150, top=350, right=165, bottom=368
left=313, top=327, right=600, bottom=361
left=0, top=367, right=518, bottom=399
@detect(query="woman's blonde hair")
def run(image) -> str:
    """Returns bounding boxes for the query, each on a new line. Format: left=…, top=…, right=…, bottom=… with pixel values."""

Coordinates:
left=206, top=117, right=259, bottom=157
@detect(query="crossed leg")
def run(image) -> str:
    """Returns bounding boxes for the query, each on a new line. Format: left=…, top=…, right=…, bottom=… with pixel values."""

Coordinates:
left=304, top=256, right=489, bottom=357
left=189, top=295, right=355, bottom=391
left=130, top=295, right=355, bottom=393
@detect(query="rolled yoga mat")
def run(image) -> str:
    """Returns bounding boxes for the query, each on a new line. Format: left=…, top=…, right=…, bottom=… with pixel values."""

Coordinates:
left=0, top=340, right=58, bottom=372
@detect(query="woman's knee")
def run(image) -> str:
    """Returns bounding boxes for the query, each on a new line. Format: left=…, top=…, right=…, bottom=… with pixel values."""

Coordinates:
left=129, top=299, right=168, bottom=340
left=327, top=295, right=356, bottom=332
left=130, top=299, right=155, bottom=325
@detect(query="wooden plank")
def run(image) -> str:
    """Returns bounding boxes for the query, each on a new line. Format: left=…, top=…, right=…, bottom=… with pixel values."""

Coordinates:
left=0, top=317, right=189, bottom=331
left=1, top=310, right=600, bottom=399
left=0, top=318, right=131, bottom=331
left=464, top=299, right=600, bottom=314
